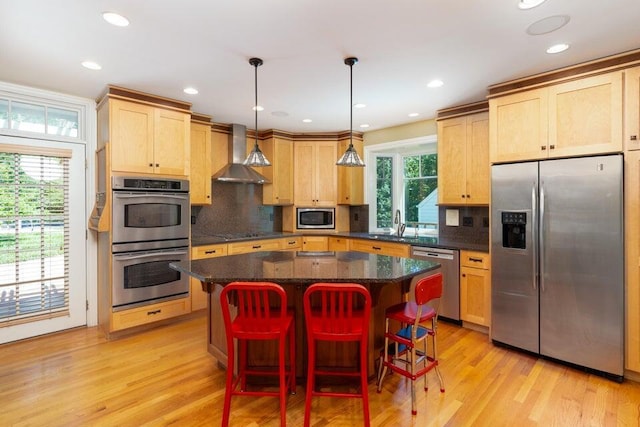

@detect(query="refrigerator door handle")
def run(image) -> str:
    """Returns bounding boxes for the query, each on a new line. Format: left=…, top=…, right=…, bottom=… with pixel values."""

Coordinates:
left=532, top=183, right=538, bottom=291
left=539, top=182, right=545, bottom=292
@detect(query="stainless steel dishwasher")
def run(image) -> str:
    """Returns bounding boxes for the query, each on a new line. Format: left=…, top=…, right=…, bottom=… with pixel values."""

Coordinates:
left=410, top=246, right=460, bottom=322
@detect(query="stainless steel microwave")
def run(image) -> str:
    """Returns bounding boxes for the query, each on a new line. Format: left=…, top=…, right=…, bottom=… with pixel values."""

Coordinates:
left=297, top=208, right=335, bottom=229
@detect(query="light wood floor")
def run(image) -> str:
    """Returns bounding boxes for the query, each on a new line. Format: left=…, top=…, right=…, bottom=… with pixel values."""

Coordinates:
left=2, top=312, right=639, bottom=427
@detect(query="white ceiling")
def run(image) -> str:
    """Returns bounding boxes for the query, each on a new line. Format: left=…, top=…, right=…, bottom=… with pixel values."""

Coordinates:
left=1, top=0, right=639, bottom=133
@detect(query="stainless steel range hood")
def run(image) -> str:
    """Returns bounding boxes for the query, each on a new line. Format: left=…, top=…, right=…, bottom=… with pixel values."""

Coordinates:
left=212, top=124, right=270, bottom=184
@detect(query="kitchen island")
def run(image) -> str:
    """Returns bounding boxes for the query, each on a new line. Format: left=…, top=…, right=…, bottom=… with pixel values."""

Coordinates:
left=171, top=250, right=440, bottom=379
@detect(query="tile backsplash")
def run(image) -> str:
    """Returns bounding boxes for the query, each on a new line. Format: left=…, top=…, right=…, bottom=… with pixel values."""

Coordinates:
left=438, top=206, right=489, bottom=244
left=191, top=182, right=281, bottom=236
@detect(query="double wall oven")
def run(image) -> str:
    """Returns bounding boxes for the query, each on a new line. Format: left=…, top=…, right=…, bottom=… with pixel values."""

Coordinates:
left=111, top=176, right=190, bottom=311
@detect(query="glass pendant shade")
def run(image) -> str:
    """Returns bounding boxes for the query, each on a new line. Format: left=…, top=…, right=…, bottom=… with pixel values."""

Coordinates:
left=336, top=142, right=365, bottom=167
left=244, top=57, right=271, bottom=167
left=337, top=57, right=365, bottom=167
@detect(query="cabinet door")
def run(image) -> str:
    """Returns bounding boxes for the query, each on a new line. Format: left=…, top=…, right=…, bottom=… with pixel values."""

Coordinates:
left=548, top=72, right=623, bottom=158
left=301, top=236, right=329, bottom=251
left=337, top=139, right=364, bottom=205
left=460, top=265, right=490, bottom=327
left=154, top=108, right=190, bottom=176
left=190, top=122, right=212, bottom=205
left=261, top=137, right=294, bottom=205
left=110, top=99, right=154, bottom=174
left=465, top=112, right=490, bottom=205
left=328, top=236, right=350, bottom=251
left=314, top=141, right=338, bottom=206
left=625, top=67, right=640, bottom=151
left=294, top=142, right=316, bottom=206
left=625, top=151, right=640, bottom=373
left=437, top=116, right=467, bottom=204
left=211, top=130, right=229, bottom=176
left=490, top=88, right=548, bottom=163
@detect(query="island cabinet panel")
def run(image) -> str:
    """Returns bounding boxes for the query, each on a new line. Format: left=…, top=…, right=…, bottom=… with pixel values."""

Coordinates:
left=438, top=111, right=489, bottom=205
left=490, top=71, right=623, bottom=164
left=625, top=66, right=640, bottom=151
left=625, top=151, right=640, bottom=374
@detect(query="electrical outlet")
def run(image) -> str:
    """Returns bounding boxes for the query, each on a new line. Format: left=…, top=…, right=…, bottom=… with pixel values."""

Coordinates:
left=462, top=216, right=473, bottom=227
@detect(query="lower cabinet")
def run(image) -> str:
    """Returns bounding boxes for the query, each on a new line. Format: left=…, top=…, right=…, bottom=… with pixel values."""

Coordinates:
left=301, top=236, right=329, bottom=251
left=328, top=236, right=350, bottom=251
left=111, top=297, right=191, bottom=331
left=350, top=238, right=410, bottom=257
left=460, top=250, right=491, bottom=328
left=191, top=243, right=228, bottom=311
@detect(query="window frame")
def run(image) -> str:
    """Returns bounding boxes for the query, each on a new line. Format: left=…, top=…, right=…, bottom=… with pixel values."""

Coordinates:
left=364, top=135, right=437, bottom=235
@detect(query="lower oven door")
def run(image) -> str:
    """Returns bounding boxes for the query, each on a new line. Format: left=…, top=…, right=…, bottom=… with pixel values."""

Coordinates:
left=112, top=247, right=190, bottom=311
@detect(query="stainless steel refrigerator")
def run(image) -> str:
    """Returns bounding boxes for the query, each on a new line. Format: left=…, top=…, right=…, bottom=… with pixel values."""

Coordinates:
left=491, top=154, right=624, bottom=379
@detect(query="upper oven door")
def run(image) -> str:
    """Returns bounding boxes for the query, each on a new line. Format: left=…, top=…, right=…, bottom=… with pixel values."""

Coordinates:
left=112, top=191, right=189, bottom=244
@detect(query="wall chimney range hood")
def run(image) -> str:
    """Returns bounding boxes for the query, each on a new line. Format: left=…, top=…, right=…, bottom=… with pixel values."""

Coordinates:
left=212, top=124, right=270, bottom=184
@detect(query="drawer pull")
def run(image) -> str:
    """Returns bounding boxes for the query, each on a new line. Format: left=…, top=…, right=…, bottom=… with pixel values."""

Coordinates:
left=288, top=240, right=296, bottom=244
left=147, top=309, right=161, bottom=315
left=373, top=246, right=382, bottom=250
left=252, top=245, right=262, bottom=249
left=469, top=257, right=483, bottom=262
left=205, top=250, right=217, bottom=254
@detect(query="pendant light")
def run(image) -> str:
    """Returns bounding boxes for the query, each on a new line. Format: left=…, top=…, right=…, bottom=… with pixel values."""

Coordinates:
left=336, top=57, right=365, bottom=167
left=243, top=57, right=271, bottom=167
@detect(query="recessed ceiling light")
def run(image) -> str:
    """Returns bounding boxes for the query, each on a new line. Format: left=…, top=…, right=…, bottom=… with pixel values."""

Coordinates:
left=427, top=79, right=444, bottom=88
left=359, top=124, right=370, bottom=128
left=547, top=43, right=570, bottom=54
left=518, top=0, right=547, bottom=10
left=408, top=113, right=420, bottom=117
left=102, top=12, right=130, bottom=27
left=252, top=106, right=264, bottom=112
left=302, top=119, right=312, bottom=123
left=81, top=61, right=102, bottom=70
left=183, top=87, right=198, bottom=95
left=354, top=103, right=366, bottom=109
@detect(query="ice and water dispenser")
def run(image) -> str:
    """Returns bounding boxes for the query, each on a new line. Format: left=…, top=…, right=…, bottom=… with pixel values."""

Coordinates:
left=501, top=211, right=526, bottom=249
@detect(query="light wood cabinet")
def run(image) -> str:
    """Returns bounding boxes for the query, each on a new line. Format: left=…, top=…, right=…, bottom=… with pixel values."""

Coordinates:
left=211, top=129, right=229, bottom=176
left=109, top=98, right=190, bottom=176
left=460, top=250, right=491, bottom=327
left=624, top=151, right=640, bottom=374
left=301, top=235, right=329, bottom=252
left=280, top=236, right=302, bottom=250
left=190, top=243, right=227, bottom=311
left=256, top=137, right=294, bottom=205
left=337, top=138, right=364, bottom=205
left=625, top=66, right=640, bottom=151
left=294, top=140, right=337, bottom=206
left=111, top=297, right=191, bottom=331
left=189, top=118, right=212, bottom=205
left=438, top=111, right=489, bottom=205
left=350, top=239, right=410, bottom=258
left=227, top=238, right=282, bottom=255
left=490, top=71, right=623, bottom=163
left=328, top=236, right=350, bottom=251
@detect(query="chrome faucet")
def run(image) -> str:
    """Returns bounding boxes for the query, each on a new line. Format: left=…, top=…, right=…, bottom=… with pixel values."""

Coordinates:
left=394, top=209, right=405, bottom=237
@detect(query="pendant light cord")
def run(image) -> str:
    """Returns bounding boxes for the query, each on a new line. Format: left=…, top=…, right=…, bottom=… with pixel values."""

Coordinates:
left=254, top=60, right=259, bottom=148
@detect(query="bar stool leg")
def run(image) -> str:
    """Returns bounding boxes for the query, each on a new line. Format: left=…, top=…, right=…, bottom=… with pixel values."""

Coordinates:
left=433, top=322, right=445, bottom=392
left=411, top=343, right=417, bottom=415
left=304, top=339, right=316, bottom=427
left=360, top=336, right=371, bottom=427
left=289, top=324, right=296, bottom=394
left=376, top=317, right=390, bottom=392
left=279, top=333, right=287, bottom=426
left=222, top=342, right=235, bottom=427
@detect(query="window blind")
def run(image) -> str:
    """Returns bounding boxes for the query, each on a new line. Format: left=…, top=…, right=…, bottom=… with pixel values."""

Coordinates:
left=0, top=150, right=69, bottom=325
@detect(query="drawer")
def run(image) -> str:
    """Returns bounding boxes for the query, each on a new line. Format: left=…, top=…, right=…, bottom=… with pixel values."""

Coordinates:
left=328, top=237, right=350, bottom=251
left=111, top=297, right=191, bottom=331
left=228, top=238, right=282, bottom=255
left=350, top=239, right=410, bottom=258
left=280, top=237, right=302, bottom=250
left=191, top=244, right=228, bottom=259
left=460, top=250, right=490, bottom=269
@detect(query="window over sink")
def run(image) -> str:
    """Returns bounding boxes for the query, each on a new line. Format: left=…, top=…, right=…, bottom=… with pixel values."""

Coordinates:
left=365, top=135, right=438, bottom=235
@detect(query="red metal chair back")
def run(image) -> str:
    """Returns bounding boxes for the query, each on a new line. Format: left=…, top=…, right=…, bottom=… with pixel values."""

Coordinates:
left=414, top=273, right=443, bottom=306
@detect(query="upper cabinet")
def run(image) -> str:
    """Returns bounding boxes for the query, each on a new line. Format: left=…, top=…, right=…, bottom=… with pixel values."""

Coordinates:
left=294, top=140, right=337, bottom=206
left=98, top=87, right=191, bottom=177
left=437, top=106, right=489, bottom=205
left=190, top=114, right=212, bottom=205
left=489, top=71, right=623, bottom=163
left=625, top=66, right=640, bottom=151
left=256, top=135, right=294, bottom=205
left=337, top=137, right=365, bottom=205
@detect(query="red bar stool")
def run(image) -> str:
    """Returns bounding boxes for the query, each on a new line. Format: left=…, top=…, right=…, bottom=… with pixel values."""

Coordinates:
left=303, top=283, right=372, bottom=427
left=219, top=281, right=295, bottom=427
left=376, top=273, right=445, bottom=415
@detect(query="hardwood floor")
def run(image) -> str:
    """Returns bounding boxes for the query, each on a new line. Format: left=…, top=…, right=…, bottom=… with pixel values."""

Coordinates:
left=1, top=312, right=639, bottom=426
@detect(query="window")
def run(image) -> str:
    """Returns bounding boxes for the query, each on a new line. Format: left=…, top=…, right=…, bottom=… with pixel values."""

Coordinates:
left=2, top=98, right=79, bottom=138
left=0, top=150, right=69, bottom=324
left=366, top=136, right=438, bottom=235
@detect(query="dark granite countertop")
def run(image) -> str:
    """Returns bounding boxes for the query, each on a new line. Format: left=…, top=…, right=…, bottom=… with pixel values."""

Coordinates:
left=172, top=250, right=440, bottom=287
left=190, top=231, right=488, bottom=253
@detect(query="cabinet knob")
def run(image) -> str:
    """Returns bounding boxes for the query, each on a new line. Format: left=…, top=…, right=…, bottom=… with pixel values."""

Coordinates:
left=155, top=163, right=160, bottom=167
left=466, top=194, right=470, bottom=198
left=549, top=145, right=555, bottom=150
left=631, top=135, right=638, bottom=141
left=462, top=274, right=466, bottom=278
left=461, top=195, right=466, bottom=198
left=149, top=163, right=153, bottom=167
left=541, top=146, right=547, bottom=150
